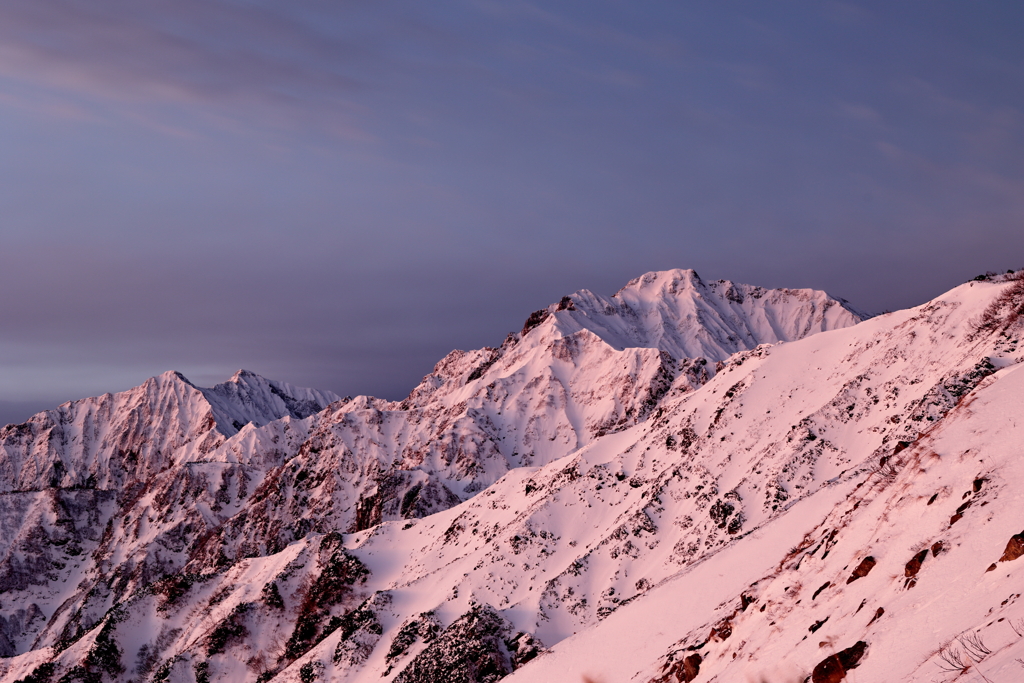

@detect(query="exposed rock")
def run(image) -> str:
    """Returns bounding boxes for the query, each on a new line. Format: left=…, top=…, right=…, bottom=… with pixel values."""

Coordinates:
left=393, top=605, right=520, bottom=683
left=0, top=604, right=45, bottom=657
left=506, top=632, right=542, bottom=668
left=811, top=641, right=868, bottom=683
left=13, top=662, right=56, bottom=683
left=333, top=593, right=389, bottom=667
left=904, top=549, right=929, bottom=578
left=283, top=534, right=371, bottom=661
left=206, top=602, right=252, bottom=656
left=809, top=617, right=829, bottom=633
left=998, top=531, right=1024, bottom=563
left=847, top=556, right=876, bottom=584
left=676, top=653, right=702, bottom=683
left=386, top=612, right=443, bottom=666
left=652, top=652, right=702, bottom=683
left=708, top=618, right=732, bottom=642
left=708, top=500, right=735, bottom=529
left=949, top=499, right=972, bottom=526
left=521, top=310, right=550, bottom=337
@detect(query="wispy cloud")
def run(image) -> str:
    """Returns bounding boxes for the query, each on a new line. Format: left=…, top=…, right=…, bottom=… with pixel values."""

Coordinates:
left=0, top=86, right=97, bottom=121
left=0, top=1, right=381, bottom=137
left=838, top=101, right=882, bottom=123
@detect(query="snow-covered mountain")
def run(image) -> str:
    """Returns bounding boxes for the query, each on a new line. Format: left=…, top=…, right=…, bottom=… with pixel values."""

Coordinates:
left=0, top=369, right=341, bottom=493
left=550, top=269, right=864, bottom=360
left=511, top=274, right=1024, bottom=683
left=2, top=268, right=1021, bottom=683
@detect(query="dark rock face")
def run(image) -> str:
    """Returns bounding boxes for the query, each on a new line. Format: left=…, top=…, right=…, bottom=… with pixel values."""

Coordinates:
left=808, top=617, right=829, bottom=633
left=678, top=653, right=702, bottom=682
left=386, top=612, right=443, bottom=667
left=949, top=499, right=972, bottom=527
left=206, top=602, right=252, bottom=656
left=998, top=531, right=1024, bottom=562
left=708, top=619, right=732, bottom=642
left=352, top=471, right=462, bottom=533
left=904, top=549, right=928, bottom=578
left=393, top=605, right=518, bottom=683
left=708, top=500, right=735, bottom=529
left=0, top=488, right=118, bottom=654
left=283, top=534, right=370, bottom=661
left=11, top=661, right=55, bottom=683
left=0, top=604, right=45, bottom=657
left=333, top=593, right=389, bottom=667
left=846, top=556, right=876, bottom=584
left=684, top=654, right=703, bottom=682
left=521, top=309, right=550, bottom=337
left=655, top=652, right=702, bottom=683
left=811, top=641, right=868, bottom=683
left=0, top=489, right=114, bottom=594
left=506, top=632, right=542, bottom=668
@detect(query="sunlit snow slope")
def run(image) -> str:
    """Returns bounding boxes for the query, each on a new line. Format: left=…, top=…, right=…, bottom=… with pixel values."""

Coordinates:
left=6, top=269, right=1019, bottom=683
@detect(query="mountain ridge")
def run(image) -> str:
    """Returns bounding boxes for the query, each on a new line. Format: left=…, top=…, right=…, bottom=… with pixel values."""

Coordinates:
left=3, top=269, right=1021, bottom=683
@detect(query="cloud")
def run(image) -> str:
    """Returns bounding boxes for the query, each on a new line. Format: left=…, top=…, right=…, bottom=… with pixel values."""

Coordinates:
left=0, top=0, right=381, bottom=137
left=0, top=1, right=363, bottom=98
left=838, top=101, right=882, bottom=123
left=0, top=87, right=97, bottom=121
left=823, top=1, right=873, bottom=25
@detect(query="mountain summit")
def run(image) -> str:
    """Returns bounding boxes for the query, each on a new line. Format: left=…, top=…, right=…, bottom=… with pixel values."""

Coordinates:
left=554, top=268, right=866, bottom=360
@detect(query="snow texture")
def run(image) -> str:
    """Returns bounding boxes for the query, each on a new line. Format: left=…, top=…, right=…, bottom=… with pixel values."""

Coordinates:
left=2, top=268, right=1022, bottom=683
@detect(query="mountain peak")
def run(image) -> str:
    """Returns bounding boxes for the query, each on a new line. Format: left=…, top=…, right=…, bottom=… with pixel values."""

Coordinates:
left=616, top=268, right=704, bottom=296
left=201, top=370, right=341, bottom=435
left=555, top=269, right=866, bottom=361
left=153, top=369, right=195, bottom=386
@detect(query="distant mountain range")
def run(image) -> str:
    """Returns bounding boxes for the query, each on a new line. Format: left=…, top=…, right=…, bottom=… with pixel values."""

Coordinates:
left=1, top=268, right=1022, bottom=683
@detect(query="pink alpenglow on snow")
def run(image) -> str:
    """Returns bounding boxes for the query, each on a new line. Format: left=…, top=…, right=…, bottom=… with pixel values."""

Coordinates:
left=1, top=270, right=1023, bottom=683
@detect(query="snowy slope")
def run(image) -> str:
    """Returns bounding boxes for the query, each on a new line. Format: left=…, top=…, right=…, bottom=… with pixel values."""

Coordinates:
left=139, top=269, right=866, bottom=594
left=9, top=268, right=1020, bottom=683
left=271, top=276, right=1009, bottom=683
left=0, top=372, right=340, bottom=659
left=511, top=308, right=1024, bottom=683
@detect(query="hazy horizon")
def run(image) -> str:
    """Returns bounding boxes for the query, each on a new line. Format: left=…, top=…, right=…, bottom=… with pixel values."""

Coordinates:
left=2, top=1, right=1022, bottom=424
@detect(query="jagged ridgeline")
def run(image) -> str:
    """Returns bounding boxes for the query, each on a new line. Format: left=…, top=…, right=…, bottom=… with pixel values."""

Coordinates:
left=2, top=268, right=1022, bottom=683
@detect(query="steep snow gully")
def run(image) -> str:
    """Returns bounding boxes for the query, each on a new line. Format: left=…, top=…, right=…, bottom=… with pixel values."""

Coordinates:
left=1, top=268, right=1023, bottom=683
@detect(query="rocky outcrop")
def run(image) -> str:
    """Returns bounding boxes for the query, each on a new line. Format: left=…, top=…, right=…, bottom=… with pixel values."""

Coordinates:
left=393, top=606, right=524, bottom=683
left=997, top=531, right=1024, bottom=563
left=811, top=641, right=867, bottom=683
left=846, top=556, right=876, bottom=583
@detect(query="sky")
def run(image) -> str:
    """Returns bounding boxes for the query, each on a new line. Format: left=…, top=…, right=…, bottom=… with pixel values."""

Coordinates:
left=1, top=1, right=1023, bottom=424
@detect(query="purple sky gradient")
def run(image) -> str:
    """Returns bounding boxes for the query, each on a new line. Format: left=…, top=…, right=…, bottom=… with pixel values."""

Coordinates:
left=2, top=1, right=1023, bottom=424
